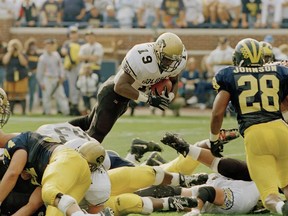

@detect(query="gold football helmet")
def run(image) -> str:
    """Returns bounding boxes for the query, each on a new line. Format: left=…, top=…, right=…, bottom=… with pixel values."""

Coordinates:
left=232, top=38, right=264, bottom=67
left=0, top=88, right=10, bottom=128
left=154, top=32, right=184, bottom=72
left=78, top=140, right=105, bottom=172
left=259, top=41, right=274, bottom=63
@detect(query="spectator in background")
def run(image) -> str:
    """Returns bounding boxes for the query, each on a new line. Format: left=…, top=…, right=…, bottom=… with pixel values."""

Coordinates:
left=203, top=0, right=219, bottom=26
left=61, top=26, right=85, bottom=116
left=76, top=63, right=99, bottom=114
left=180, top=57, right=200, bottom=104
left=15, top=0, right=38, bottom=27
left=2, top=39, right=28, bottom=115
left=160, top=0, right=186, bottom=28
left=241, top=0, right=261, bottom=28
left=0, top=0, right=15, bottom=17
left=103, top=4, right=119, bottom=28
left=183, top=0, right=205, bottom=28
left=115, top=0, right=137, bottom=28
left=136, top=0, right=162, bottom=28
left=261, top=0, right=283, bottom=28
left=206, top=36, right=233, bottom=77
left=39, top=0, right=62, bottom=27
left=36, top=39, right=69, bottom=115
left=0, top=38, right=7, bottom=88
left=279, top=43, right=288, bottom=57
left=24, top=37, right=40, bottom=113
left=217, top=0, right=241, bottom=27
left=85, top=6, right=104, bottom=28
left=78, top=29, right=104, bottom=80
left=61, top=0, right=86, bottom=26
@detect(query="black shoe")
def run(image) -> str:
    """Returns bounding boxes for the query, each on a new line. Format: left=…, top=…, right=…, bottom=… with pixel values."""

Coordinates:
left=146, top=151, right=167, bottom=166
left=161, top=132, right=190, bottom=157
left=282, top=201, right=288, bottom=216
left=130, top=138, right=162, bottom=162
left=179, top=173, right=208, bottom=188
left=168, top=196, right=198, bottom=211
left=135, top=185, right=182, bottom=198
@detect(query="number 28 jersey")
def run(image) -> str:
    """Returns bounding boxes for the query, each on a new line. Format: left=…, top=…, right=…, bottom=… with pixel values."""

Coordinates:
left=114, top=42, right=187, bottom=90
left=213, top=65, right=288, bottom=135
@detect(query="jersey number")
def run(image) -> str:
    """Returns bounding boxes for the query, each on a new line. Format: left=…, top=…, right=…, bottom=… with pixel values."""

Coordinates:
left=237, top=75, right=279, bottom=114
left=54, top=127, right=92, bottom=143
left=138, top=49, right=152, bottom=64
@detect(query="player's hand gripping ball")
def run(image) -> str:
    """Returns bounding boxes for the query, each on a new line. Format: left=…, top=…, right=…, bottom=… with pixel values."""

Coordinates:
left=151, top=79, right=173, bottom=95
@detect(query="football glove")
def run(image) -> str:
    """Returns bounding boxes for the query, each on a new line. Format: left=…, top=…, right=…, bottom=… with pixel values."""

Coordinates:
left=148, top=90, right=169, bottom=111
left=160, top=87, right=175, bottom=102
left=210, top=139, right=226, bottom=158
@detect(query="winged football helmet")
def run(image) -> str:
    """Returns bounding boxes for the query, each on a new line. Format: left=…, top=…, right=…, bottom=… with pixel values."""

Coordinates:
left=259, top=41, right=274, bottom=63
left=232, top=38, right=264, bottom=67
left=78, top=140, right=105, bottom=172
left=154, top=32, right=184, bottom=72
left=0, top=88, right=10, bottom=128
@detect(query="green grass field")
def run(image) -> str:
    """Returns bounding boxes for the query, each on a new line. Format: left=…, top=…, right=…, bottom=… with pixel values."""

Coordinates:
left=4, top=113, right=271, bottom=216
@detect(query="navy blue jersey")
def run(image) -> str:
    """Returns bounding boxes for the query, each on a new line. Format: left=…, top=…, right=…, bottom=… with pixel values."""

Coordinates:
left=3, top=132, right=61, bottom=185
left=213, top=65, right=288, bottom=135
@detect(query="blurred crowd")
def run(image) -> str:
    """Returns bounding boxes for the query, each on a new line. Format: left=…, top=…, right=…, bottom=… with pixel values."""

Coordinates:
left=1, top=0, right=288, bottom=29
left=0, top=27, right=104, bottom=116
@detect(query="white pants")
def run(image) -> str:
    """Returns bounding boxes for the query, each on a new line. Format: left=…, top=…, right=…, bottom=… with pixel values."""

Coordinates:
left=42, top=76, right=69, bottom=115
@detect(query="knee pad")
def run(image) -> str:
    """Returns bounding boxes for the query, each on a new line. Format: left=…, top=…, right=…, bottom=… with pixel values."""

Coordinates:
left=152, top=166, right=165, bottom=185
left=57, top=194, right=77, bottom=215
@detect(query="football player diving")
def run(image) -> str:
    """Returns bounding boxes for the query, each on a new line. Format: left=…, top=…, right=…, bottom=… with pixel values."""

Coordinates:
left=69, top=32, right=187, bottom=143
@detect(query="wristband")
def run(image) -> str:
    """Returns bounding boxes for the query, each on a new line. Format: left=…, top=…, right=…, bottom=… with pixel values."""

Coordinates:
left=209, top=132, right=219, bottom=142
left=137, top=91, right=149, bottom=102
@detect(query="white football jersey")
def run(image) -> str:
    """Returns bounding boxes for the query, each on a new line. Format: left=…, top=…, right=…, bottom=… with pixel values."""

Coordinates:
left=192, top=173, right=260, bottom=214
left=36, top=122, right=111, bottom=169
left=80, top=165, right=111, bottom=207
left=114, top=42, right=187, bottom=91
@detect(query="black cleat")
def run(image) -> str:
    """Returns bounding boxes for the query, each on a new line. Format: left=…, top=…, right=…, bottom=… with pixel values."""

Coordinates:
left=146, top=151, right=167, bottom=166
left=134, top=185, right=182, bottom=198
left=179, top=173, right=208, bottom=188
left=130, top=138, right=163, bottom=162
left=168, top=196, right=198, bottom=211
left=161, top=132, right=190, bottom=157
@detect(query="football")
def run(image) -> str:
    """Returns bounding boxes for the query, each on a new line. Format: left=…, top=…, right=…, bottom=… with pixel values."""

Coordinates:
left=151, top=79, right=173, bottom=95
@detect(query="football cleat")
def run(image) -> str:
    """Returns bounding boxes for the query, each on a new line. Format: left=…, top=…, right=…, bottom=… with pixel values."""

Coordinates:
left=179, top=173, right=209, bottom=188
left=282, top=201, right=288, bottom=216
left=135, top=185, right=182, bottom=198
left=219, top=128, right=240, bottom=142
left=146, top=151, right=167, bottom=166
left=168, top=196, right=198, bottom=211
left=130, top=138, right=163, bottom=162
left=161, top=132, right=190, bottom=157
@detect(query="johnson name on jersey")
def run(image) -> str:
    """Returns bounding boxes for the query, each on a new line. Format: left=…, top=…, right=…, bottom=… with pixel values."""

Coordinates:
left=213, top=65, right=288, bottom=135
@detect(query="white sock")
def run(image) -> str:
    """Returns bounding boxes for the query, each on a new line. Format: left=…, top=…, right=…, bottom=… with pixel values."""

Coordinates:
left=276, top=201, right=285, bottom=214
left=187, top=145, right=201, bottom=160
left=210, top=158, right=221, bottom=173
left=124, top=153, right=137, bottom=164
left=161, top=197, right=169, bottom=210
left=170, top=173, right=180, bottom=186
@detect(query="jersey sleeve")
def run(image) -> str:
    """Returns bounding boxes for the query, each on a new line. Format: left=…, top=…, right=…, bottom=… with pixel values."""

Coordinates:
left=212, top=67, right=231, bottom=92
